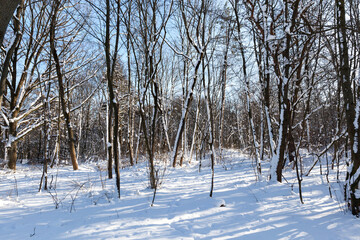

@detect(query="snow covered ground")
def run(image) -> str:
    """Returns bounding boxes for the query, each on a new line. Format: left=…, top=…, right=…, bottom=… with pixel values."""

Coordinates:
left=0, top=150, right=359, bottom=240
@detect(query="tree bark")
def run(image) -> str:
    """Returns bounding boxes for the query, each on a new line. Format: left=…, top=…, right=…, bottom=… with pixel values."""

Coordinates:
left=0, top=0, right=21, bottom=45
left=7, top=121, right=17, bottom=170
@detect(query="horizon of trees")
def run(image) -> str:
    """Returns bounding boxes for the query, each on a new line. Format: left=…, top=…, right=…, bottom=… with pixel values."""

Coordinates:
left=0, top=0, right=360, bottom=216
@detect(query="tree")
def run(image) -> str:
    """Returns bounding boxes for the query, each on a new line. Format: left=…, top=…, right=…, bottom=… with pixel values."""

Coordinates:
left=50, top=0, right=82, bottom=171
left=128, top=0, right=173, bottom=188
left=104, top=0, right=121, bottom=197
left=230, top=0, right=261, bottom=177
left=336, top=0, right=360, bottom=216
left=244, top=0, right=318, bottom=182
left=172, top=0, right=209, bottom=167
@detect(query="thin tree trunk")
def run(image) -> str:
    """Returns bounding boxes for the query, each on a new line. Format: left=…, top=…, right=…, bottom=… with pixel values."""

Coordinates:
left=39, top=82, right=51, bottom=191
left=51, top=100, right=61, bottom=168
left=203, top=56, right=216, bottom=198
left=172, top=55, right=203, bottom=167
left=189, top=93, right=201, bottom=163
left=219, top=25, right=230, bottom=161
left=107, top=101, right=113, bottom=179
left=135, top=118, right=142, bottom=164
left=240, top=42, right=261, bottom=177
left=126, top=0, right=134, bottom=166
left=76, top=107, right=83, bottom=161
left=105, top=0, right=120, bottom=197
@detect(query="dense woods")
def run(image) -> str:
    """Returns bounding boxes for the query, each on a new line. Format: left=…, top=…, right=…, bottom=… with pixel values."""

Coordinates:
left=1, top=0, right=360, bottom=216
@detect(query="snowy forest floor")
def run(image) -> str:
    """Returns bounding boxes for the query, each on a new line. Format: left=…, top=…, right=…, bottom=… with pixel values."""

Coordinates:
left=0, top=149, right=359, bottom=240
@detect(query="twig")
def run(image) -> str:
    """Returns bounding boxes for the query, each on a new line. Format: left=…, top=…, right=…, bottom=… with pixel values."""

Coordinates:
left=30, top=227, right=36, bottom=237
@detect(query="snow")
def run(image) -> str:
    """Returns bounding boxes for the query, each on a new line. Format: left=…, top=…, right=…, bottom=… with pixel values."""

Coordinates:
left=285, top=25, right=291, bottom=35
left=6, top=134, right=16, bottom=148
left=267, top=34, right=276, bottom=41
left=355, top=189, right=360, bottom=199
left=0, top=150, right=359, bottom=240
left=270, top=106, right=285, bottom=181
left=353, top=100, right=360, bottom=153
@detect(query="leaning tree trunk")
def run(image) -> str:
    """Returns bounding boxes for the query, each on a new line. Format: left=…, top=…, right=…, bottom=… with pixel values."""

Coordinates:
left=50, top=1, right=78, bottom=171
left=172, top=55, right=203, bottom=167
left=172, top=0, right=207, bottom=167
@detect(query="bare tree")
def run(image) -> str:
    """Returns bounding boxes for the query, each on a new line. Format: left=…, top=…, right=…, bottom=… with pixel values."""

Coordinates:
left=50, top=0, right=79, bottom=171
left=172, top=0, right=209, bottom=167
left=218, top=12, right=232, bottom=162
left=128, top=0, right=173, bottom=188
left=230, top=0, right=261, bottom=176
left=103, top=0, right=121, bottom=197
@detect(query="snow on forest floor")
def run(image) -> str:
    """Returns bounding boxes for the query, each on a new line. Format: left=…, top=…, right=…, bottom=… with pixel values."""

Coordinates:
left=0, top=149, right=360, bottom=240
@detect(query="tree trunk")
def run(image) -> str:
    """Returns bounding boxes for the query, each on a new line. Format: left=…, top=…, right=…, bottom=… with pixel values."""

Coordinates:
left=107, top=101, right=113, bottom=179
left=0, top=0, right=21, bottom=45
left=336, top=0, right=360, bottom=216
left=7, top=121, right=17, bottom=170
left=50, top=0, right=78, bottom=170
left=204, top=60, right=216, bottom=197
left=126, top=0, right=134, bottom=166
left=218, top=25, right=230, bottom=161
left=39, top=84, right=51, bottom=191
left=3, top=1, right=23, bottom=170
left=172, top=54, right=203, bottom=167
left=105, top=0, right=120, bottom=197
left=189, top=94, right=201, bottom=163
left=241, top=42, right=261, bottom=177
left=113, top=103, right=120, bottom=197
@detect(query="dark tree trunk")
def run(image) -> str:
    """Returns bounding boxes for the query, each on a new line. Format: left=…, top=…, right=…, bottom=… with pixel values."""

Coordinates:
left=0, top=0, right=21, bottom=45
left=7, top=122, right=17, bottom=170
left=105, top=0, right=120, bottom=197
left=336, top=0, right=360, bottom=216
